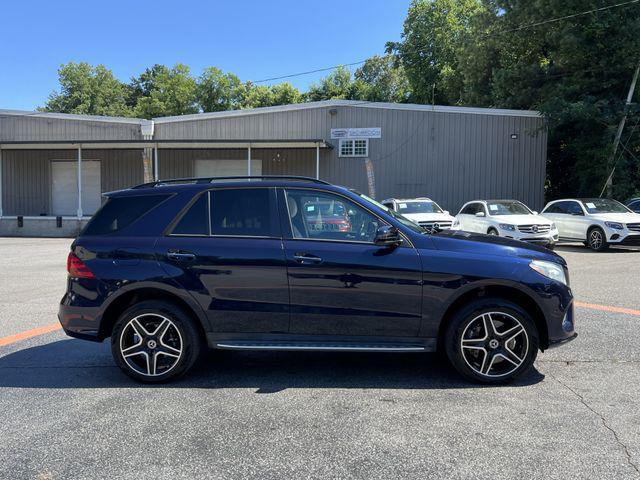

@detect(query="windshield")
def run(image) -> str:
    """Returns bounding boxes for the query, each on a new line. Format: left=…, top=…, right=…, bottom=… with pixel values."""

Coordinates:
left=581, top=199, right=631, bottom=214
left=355, top=193, right=424, bottom=234
left=486, top=201, right=532, bottom=216
left=396, top=201, right=443, bottom=214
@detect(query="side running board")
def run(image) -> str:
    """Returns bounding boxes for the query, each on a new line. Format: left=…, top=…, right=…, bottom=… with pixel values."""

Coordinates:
left=214, top=341, right=432, bottom=353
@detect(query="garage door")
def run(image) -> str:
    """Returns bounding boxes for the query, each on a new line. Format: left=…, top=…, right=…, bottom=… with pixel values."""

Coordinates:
left=51, top=161, right=102, bottom=216
left=195, top=159, right=262, bottom=177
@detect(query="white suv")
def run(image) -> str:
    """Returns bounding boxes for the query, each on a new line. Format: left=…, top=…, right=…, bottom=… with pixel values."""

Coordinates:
left=381, top=197, right=455, bottom=231
left=541, top=198, right=640, bottom=251
left=454, top=199, right=558, bottom=248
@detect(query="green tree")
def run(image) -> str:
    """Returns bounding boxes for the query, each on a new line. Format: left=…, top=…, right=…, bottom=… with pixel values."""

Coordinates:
left=196, top=67, right=245, bottom=112
left=457, top=0, right=640, bottom=199
left=130, top=64, right=198, bottom=118
left=305, top=66, right=355, bottom=101
left=353, top=55, right=411, bottom=103
left=387, top=0, right=483, bottom=105
left=41, top=62, right=132, bottom=116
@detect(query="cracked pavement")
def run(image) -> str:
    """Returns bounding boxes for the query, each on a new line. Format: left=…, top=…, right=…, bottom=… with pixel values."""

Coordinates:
left=0, top=238, right=639, bottom=479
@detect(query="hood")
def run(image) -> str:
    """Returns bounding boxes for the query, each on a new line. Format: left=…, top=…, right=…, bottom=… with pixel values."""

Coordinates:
left=589, top=212, right=640, bottom=223
left=487, top=214, right=552, bottom=225
left=429, top=229, right=565, bottom=264
left=402, top=212, right=455, bottom=222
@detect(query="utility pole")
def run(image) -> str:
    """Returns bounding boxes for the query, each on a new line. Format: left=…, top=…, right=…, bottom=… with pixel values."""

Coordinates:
left=602, top=61, right=640, bottom=197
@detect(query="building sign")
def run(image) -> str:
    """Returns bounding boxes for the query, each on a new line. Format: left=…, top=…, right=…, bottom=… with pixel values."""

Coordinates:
left=331, top=127, right=381, bottom=139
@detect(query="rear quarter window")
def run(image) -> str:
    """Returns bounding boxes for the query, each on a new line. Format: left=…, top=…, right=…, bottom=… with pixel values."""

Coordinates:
left=81, top=194, right=170, bottom=235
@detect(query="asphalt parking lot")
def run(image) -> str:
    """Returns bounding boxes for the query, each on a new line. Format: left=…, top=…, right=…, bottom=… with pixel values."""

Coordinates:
left=1, top=238, right=639, bottom=480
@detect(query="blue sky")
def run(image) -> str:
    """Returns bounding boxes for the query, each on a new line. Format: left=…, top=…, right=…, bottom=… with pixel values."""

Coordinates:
left=0, top=0, right=411, bottom=111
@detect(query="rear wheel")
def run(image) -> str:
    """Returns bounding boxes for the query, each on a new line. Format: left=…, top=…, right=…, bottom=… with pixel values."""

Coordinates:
left=487, top=228, right=499, bottom=236
left=444, top=298, right=538, bottom=384
left=111, top=300, right=202, bottom=383
left=587, top=227, right=608, bottom=251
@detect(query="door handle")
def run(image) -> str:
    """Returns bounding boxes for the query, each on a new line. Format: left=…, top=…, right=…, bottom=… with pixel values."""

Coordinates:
left=293, top=253, right=323, bottom=264
left=167, top=250, right=196, bottom=261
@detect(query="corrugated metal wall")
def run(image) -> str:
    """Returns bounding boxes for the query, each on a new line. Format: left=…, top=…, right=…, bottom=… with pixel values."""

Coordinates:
left=1, top=149, right=144, bottom=215
left=157, top=148, right=316, bottom=179
left=154, top=105, right=546, bottom=211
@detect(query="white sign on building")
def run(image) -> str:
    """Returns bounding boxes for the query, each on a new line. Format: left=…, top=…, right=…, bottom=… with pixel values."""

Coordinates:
left=330, top=127, right=382, bottom=139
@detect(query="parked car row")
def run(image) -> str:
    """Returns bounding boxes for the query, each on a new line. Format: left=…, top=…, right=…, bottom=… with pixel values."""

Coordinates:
left=385, top=196, right=640, bottom=252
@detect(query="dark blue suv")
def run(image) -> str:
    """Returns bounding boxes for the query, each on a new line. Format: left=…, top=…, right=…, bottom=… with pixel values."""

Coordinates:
left=59, top=176, right=576, bottom=384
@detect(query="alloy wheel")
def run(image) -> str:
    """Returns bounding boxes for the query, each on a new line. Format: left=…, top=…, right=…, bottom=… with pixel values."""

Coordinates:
left=589, top=230, right=603, bottom=250
left=460, top=312, right=529, bottom=378
left=119, top=314, right=183, bottom=377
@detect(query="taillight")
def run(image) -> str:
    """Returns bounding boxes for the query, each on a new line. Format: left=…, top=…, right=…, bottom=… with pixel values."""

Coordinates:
left=67, top=252, right=95, bottom=279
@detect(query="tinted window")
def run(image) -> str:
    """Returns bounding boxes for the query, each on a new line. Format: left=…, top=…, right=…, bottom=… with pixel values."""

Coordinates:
left=566, top=202, right=584, bottom=215
left=461, top=203, right=479, bottom=215
left=544, top=202, right=564, bottom=214
left=210, top=188, right=273, bottom=237
left=172, top=194, right=208, bottom=235
left=286, top=189, right=381, bottom=242
left=629, top=200, right=640, bottom=212
left=382, top=202, right=395, bottom=210
left=82, top=194, right=169, bottom=235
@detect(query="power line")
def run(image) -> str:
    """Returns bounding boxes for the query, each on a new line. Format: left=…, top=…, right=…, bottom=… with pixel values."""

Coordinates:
left=252, top=0, right=639, bottom=84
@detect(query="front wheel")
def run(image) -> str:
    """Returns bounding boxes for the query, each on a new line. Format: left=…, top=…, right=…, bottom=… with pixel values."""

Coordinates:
left=587, top=227, right=609, bottom=251
left=444, top=299, right=539, bottom=384
left=111, top=300, right=202, bottom=383
left=487, top=228, right=499, bottom=236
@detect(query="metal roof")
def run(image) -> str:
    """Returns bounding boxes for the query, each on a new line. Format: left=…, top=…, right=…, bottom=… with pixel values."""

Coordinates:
left=0, top=139, right=332, bottom=150
left=1, top=100, right=541, bottom=128
left=0, top=109, right=147, bottom=125
left=153, top=100, right=541, bottom=123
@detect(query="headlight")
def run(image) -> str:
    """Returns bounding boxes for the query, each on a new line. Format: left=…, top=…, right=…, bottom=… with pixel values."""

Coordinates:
left=452, top=218, right=460, bottom=227
left=550, top=222, right=557, bottom=230
left=529, top=260, right=567, bottom=285
left=605, top=221, right=623, bottom=230
left=499, top=223, right=516, bottom=231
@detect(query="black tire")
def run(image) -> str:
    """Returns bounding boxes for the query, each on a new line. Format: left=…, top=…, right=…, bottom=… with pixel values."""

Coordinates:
left=546, top=244, right=555, bottom=251
left=487, top=228, right=499, bottom=236
left=587, top=226, right=609, bottom=252
left=111, top=300, right=202, bottom=383
left=444, top=298, right=539, bottom=384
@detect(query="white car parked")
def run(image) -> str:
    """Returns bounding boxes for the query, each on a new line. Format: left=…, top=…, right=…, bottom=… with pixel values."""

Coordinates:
left=454, top=199, right=558, bottom=249
left=381, top=197, right=455, bottom=231
left=541, top=198, right=640, bottom=251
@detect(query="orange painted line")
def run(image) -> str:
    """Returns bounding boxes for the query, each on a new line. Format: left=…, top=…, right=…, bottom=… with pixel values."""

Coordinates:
left=575, top=301, right=640, bottom=317
left=0, top=323, right=62, bottom=347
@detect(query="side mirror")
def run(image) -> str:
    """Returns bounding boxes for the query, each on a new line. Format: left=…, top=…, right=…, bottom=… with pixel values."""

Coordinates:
left=475, top=211, right=485, bottom=217
left=374, top=225, right=402, bottom=247
left=443, top=210, right=450, bottom=215
left=532, top=210, right=538, bottom=215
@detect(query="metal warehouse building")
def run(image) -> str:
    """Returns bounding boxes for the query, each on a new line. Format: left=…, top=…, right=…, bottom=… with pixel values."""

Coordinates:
left=0, top=100, right=546, bottom=236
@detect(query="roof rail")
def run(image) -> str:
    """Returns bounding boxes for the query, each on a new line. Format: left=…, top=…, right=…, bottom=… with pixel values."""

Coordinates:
left=131, top=175, right=331, bottom=189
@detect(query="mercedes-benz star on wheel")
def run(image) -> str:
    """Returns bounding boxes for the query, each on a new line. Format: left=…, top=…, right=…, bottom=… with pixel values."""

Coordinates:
left=381, top=197, right=456, bottom=232
left=454, top=200, right=558, bottom=249
left=541, top=198, right=640, bottom=251
left=59, top=176, right=576, bottom=384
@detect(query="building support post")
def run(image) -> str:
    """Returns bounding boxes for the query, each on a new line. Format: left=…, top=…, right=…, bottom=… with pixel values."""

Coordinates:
left=247, top=145, right=252, bottom=177
left=0, top=148, right=3, bottom=217
left=154, top=144, right=159, bottom=181
left=316, top=144, right=320, bottom=179
left=77, top=146, right=83, bottom=219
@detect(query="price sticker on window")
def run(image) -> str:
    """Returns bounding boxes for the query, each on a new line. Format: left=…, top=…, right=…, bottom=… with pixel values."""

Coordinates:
left=399, top=203, right=408, bottom=209
left=586, top=202, right=596, bottom=209
left=489, top=204, right=498, bottom=211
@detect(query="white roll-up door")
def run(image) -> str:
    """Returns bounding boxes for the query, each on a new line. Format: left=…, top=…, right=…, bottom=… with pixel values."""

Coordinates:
left=51, top=161, right=101, bottom=216
left=195, top=159, right=262, bottom=177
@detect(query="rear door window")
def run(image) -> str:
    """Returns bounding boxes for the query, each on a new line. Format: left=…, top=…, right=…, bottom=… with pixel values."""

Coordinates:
left=172, top=194, right=209, bottom=235
left=82, top=194, right=170, bottom=235
left=210, top=188, right=277, bottom=237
